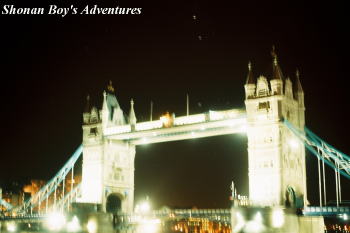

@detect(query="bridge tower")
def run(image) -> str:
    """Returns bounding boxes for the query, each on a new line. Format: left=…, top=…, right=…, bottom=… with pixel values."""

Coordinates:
left=80, top=82, right=136, bottom=213
left=244, top=50, right=307, bottom=207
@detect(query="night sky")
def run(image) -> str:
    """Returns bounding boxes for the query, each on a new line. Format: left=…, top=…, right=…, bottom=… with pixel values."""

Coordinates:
left=1, top=0, right=349, bottom=208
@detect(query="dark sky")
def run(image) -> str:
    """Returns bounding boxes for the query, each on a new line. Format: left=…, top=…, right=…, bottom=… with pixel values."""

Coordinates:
left=0, top=0, right=349, bottom=208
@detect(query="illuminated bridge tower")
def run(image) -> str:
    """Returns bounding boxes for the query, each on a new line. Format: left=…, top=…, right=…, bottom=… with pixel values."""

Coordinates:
left=244, top=51, right=307, bottom=207
left=80, top=82, right=136, bottom=213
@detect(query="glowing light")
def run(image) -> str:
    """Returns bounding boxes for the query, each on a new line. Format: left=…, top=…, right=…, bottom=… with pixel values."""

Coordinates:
left=6, top=222, right=16, bottom=232
left=160, top=112, right=173, bottom=127
left=344, top=214, right=348, bottom=221
left=239, top=124, right=248, bottom=132
left=81, top=167, right=102, bottom=203
left=288, top=138, right=299, bottom=149
left=272, top=209, right=284, bottom=228
left=141, top=138, right=149, bottom=144
left=209, top=111, right=223, bottom=121
left=209, top=109, right=243, bottom=121
left=135, top=200, right=151, bottom=214
left=45, top=212, right=66, bottom=231
left=140, top=201, right=151, bottom=213
left=67, top=216, right=81, bottom=232
left=87, top=218, right=97, bottom=233
left=136, top=121, right=163, bottom=131
left=233, top=212, right=245, bottom=232
left=136, top=218, right=161, bottom=233
left=174, top=114, right=206, bottom=125
left=106, top=125, right=131, bottom=135
left=191, top=132, right=195, bottom=137
left=243, top=212, right=266, bottom=232
left=254, top=211, right=263, bottom=223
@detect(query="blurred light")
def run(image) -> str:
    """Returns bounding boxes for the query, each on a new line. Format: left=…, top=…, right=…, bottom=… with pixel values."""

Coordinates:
left=254, top=211, right=263, bottom=223
left=136, top=121, right=162, bottom=131
left=243, top=212, right=265, bottom=232
left=233, top=212, right=245, bottom=232
left=67, top=216, right=81, bottom=232
left=272, top=209, right=284, bottom=228
left=344, top=213, right=348, bottom=221
left=160, top=114, right=171, bottom=127
left=140, top=201, right=151, bottom=213
left=141, top=138, right=149, bottom=144
left=239, top=124, right=247, bottom=132
left=87, top=218, right=97, bottom=233
left=45, top=212, right=66, bottom=231
left=136, top=219, right=161, bottom=233
left=6, top=221, right=17, bottom=232
left=288, top=138, right=299, bottom=149
left=174, top=114, right=205, bottom=125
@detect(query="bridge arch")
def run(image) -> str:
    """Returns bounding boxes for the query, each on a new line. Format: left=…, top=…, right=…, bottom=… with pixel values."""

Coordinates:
left=106, top=193, right=123, bottom=213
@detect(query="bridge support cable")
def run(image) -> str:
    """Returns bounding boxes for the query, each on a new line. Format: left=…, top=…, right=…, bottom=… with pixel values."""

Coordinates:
left=322, top=157, right=327, bottom=206
left=338, top=162, right=342, bottom=203
left=335, top=163, right=339, bottom=207
left=69, top=166, right=74, bottom=212
left=13, top=145, right=83, bottom=214
left=317, top=157, right=323, bottom=207
left=284, top=120, right=350, bottom=206
left=56, top=183, right=81, bottom=212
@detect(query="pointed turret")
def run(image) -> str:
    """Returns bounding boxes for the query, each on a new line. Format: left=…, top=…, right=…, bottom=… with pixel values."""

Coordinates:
left=83, top=95, right=91, bottom=124
left=244, top=61, right=256, bottom=99
left=246, top=61, right=255, bottom=84
left=84, top=95, right=91, bottom=113
left=270, top=46, right=283, bottom=95
left=101, top=90, right=109, bottom=127
left=129, top=99, right=137, bottom=131
left=271, top=46, right=284, bottom=81
left=295, top=69, right=303, bottom=93
left=294, top=69, right=304, bottom=109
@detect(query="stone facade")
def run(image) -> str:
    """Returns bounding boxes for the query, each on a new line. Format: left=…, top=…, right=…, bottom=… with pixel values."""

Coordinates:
left=244, top=55, right=306, bottom=207
left=80, top=89, right=136, bottom=213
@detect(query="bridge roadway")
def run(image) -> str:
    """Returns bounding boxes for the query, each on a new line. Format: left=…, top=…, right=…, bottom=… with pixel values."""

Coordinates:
left=104, top=109, right=247, bottom=144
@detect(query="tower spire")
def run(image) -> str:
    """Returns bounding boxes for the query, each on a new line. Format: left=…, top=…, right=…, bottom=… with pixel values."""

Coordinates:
left=84, top=95, right=91, bottom=113
left=129, top=99, right=137, bottom=126
left=244, top=61, right=256, bottom=99
left=246, top=61, right=255, bottom=84
left=271, top=46, right=283, bottom=80
left=295, top=69, right=303, bottom=92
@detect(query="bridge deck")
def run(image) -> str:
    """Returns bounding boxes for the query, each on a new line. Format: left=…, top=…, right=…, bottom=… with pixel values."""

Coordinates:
left=104, top=109, right=247, bottom=144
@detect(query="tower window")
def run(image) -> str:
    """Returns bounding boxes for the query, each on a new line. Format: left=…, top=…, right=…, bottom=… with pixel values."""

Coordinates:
left=90, top=127, right=98, bottom=135
left=258, top=101, right=270, bottom=110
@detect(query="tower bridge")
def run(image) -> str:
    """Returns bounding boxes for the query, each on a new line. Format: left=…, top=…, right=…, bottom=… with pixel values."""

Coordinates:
left=1, top=51, right=350, bottom=232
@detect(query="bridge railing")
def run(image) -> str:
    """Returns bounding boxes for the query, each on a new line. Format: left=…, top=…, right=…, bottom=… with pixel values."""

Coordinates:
left=55, top=183, right=81, bottom=212
left=303, top=206, right=350, bottom=216
left=104, top=109, right=246, bottom=136
left=12, top=145, right=83, bottom=215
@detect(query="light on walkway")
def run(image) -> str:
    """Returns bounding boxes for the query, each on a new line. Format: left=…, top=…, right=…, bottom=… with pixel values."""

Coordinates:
left=45, top=212, right=66, bottom=231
